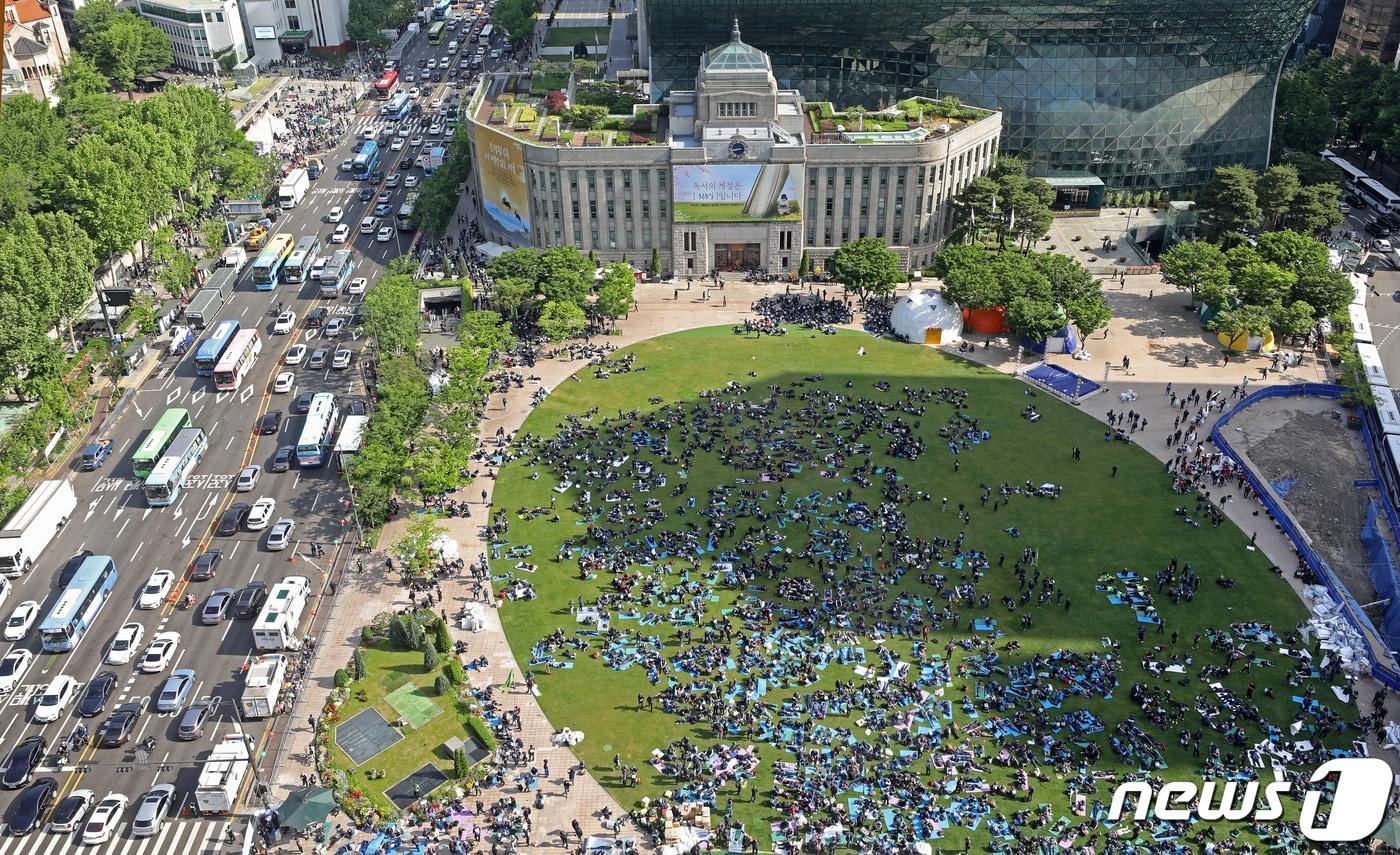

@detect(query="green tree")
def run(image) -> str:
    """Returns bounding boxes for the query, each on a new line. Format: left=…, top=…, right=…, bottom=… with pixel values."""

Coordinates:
left=538, top=299, right=586, bottom=341
left=491, top=0, right=538, bottom=42
left=930, top=243, right=989, bottom=281
left=1231, top=261, right=1294, bottom=308
left=828, top=237, right=902, bottom=302
left=446, top=659, right=466, bottom=684
left=394, top=512, right=447, bottom=577
left=940, top=261, right=1003, bottom=309
left=488, top=247, right=544, bottom=282
left=1283, top=183, right=1344, bottom=237
left=595, top=262, right=634, bottom=322
left=1255, top=165, right=1300, bottom=228
left=1005, top=297, right=1063, bottom=342
left=1208, top=304, right=1275, bottom=339
left=351, top=648, right=367, bottom=680
left=57, top=54, right=112, bottom=103
left=433, top=614, right=453, bottom=653
left=423, top=643, right=441, bottom=672
left=453, top=748, right=472, bottom=778
left=73, top=0, right=121, bottom=42
left=1271, top=300, right=1316, bottom=338
left=649, top=247, right=661, bottom=278
left=1255, top=229, right=1329, bottom=275
left=1199, top=165, right=1261, bottom=240
left=798, top=249, right=811, bottom=277
left=434, top=674, right=452, bottom=696
left=84, top=9, right=173, bottom=97
left=1159, top=240, right=1230, bottom=305
left=538, top=246, right=592, bottom=306
left=459, top=310, right=515, bottom=353
left=492, top=276, right=538, bottom=320
left=364, top=274, right=420, bottom=356
left=1292, top=266, right=1353, bottom=317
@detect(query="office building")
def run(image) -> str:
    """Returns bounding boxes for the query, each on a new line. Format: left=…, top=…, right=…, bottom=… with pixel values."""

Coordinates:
left=466, top=22, right=1001, bottom=275
left=639, top=0, right=1316, bottom=190
left=1334, top=0, right=1400, bottom=63
left=137, top=0, right=248, bottom=73
left=238, top=0, right=350, bottom=64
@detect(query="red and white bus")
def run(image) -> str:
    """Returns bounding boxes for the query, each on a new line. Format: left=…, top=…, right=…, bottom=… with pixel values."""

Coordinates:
left=373, top=69, right=400, bottom=99
left=212, top=329, right=263, bottom=391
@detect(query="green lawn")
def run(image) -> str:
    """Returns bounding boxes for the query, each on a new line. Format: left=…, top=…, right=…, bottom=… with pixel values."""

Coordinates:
left=493, top=327, right=1342, bottom=852
left=327, top=644, right=486, bottom=816
left=543, top=25, right=610, bottom=47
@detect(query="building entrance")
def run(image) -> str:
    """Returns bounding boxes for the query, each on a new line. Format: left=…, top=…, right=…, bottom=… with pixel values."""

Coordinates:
left=714, top=243, right=761, bottom=271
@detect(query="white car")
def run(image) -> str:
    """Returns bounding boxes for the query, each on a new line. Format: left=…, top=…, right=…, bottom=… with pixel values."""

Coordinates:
left=32, top=674, right=78, bottom=723
left=246, top=497, right=277, bottom=531
left=0, top=577, right=11, bottom=610
left=0, top=649, right=34, bottom=695
left=332, top=347, right=354, bottom=369
left=309, top=257, right=329, bottom=280
left=138, top=632, right=180, bottom=674
left=273, top=371, right=295, bottom=393
left=105, top=623, right=144, bottom=665
left=273, top=311, right=297, bottom=335
left=347, top=277, right=368, bottom=295
left=2, top=600, right=39, bottom=641
left=82, top=794, right=130, bottom=845
left=284, top=344, right=307, bottom=366
left=327, top=206, right=344, bottom=223
left=1339, top=202, right=1353, bottom=213
left=391, top=137, right=405, bottom=151
left=409, top=86, right=422, bottom=98
left=404, top=174, right=420, bottom=188
left=332, top=223, right=351, bottom=244
left=377, top=226, right=394, bottom=242
left=137, top=569, right=174, bottom=610
left=410, top=136, right=425, bottom=148
left=386, top=174, right=401, bottom=188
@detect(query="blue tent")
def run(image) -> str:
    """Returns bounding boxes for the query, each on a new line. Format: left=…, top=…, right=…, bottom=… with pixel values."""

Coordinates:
left=1024, top=324, right=1081, bottom=355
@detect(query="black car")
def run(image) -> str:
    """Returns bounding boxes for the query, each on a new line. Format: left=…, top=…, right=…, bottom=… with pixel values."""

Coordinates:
left=98, top=704, right=141, bottom=747
left=77, top=671, right=118, bottom=718
left=234, top=581, right=268, bottom=619
left=358, top=187, right=374, bottom=202
left=271, top=445, right=295, bottom=473
left=5, top=777, right=57, bottom=836
left=57, top=550, right=94, bottom=588
left=399, top=156, right=414, bottom=170
left=190, top=549, right=223, bottom=581
left=347, top=400, right=368, bottom=416
left=306, top=307, right=328, bottom=327
left=370, top=170, right=385, bottom=183
left=259, top=410, right=283, bottom=435
left=292, top=391, right=316, bottom=415
left=216, top=502, right=252, bottom=537
left=0, top=737, right=46, bottom=789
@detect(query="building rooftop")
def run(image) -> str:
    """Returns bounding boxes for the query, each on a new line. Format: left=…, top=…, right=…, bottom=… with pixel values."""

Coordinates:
left=804, top=97, right=994, bottom=145
left=701, top=20, right=770, bottom=74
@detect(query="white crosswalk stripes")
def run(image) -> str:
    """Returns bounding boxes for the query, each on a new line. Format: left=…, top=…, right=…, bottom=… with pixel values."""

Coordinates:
left=351, top=115, right=428, bottom=135
left=0, top=820, right=228, bottom=855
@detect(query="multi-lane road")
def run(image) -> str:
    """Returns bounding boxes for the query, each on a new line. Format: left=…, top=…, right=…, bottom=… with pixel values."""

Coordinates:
left=0, top=18, right=501, bottom=855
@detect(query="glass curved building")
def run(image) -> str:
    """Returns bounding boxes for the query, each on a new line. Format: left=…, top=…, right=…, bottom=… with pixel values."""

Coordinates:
left=639, top=0, right=1316, bottom=189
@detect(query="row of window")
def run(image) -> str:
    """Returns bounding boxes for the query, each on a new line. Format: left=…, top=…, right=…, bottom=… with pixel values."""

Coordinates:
left=140, top=2, right=224, bottom=24
left=716, top=101, right=757, bottom=118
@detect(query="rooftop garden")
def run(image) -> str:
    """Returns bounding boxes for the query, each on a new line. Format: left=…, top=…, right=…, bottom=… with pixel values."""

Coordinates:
left=484, top=67, right=662, bottom=146
left=807, top=95, right=992, bottom=138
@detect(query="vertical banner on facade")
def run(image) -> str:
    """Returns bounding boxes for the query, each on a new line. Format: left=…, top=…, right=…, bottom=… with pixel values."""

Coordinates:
left=476, top=125, right=530, bottom=236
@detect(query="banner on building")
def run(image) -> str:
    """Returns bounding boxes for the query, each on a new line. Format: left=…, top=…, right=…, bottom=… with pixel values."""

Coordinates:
left=673, top=163, right=802, bottom=223
left=476, top=125, right=530, bottom=236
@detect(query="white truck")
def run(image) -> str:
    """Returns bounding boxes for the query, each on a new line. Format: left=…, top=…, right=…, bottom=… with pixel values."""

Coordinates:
left=277, top=168, right=310, bottom=210
left=425, top=146, right=447, bottom=174
left=0, top=480, right=77, bottom=577
left=195, top=734, right=253, bottom=815
left=252, top=575, right=312, bottom=651
left=221, top=246, right=248, bottom=270
left=239, top=654, right=287, bottom=719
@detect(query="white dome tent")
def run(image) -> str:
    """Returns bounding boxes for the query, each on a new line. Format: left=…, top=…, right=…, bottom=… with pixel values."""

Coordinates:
left=891, top=289, right=963, bottom=345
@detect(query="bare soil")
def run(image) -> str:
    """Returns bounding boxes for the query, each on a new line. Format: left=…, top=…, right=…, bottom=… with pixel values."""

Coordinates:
left=1227, top=397, right=1382, bottom=621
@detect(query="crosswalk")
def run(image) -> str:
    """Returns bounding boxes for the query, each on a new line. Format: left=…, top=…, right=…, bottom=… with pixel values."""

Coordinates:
left=0, top=819, right=231, bottom=855
left=350, top=114, right=444, bottom=137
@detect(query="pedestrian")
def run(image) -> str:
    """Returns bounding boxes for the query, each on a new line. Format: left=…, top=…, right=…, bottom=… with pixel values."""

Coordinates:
left=1111, top=465, right=1118, bottom=478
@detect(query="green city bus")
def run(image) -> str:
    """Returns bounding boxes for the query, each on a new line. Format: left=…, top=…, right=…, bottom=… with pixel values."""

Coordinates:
left=131, top=407, right=192, bottom=478
left=428, top=22, right=446, bottom=44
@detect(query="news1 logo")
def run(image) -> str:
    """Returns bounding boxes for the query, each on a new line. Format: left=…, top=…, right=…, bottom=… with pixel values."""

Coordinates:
left=1107, top=757, right=1393, bottom=842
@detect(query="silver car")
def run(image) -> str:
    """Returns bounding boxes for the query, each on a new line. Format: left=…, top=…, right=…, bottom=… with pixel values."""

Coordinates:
left=130, top=784, right=175, bottom=838
left=266, top=518, right=296, bottom=551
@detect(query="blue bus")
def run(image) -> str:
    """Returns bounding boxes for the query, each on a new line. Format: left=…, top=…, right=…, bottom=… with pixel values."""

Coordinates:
left=38, top=556, right=118, bottom=652
left=434, top=0, right=451, bottom=18
left=382, top=93, right=412, bottom=123
left=194, top=320, right=241, bottom=376
left=352, top=141, right=381, bottom=181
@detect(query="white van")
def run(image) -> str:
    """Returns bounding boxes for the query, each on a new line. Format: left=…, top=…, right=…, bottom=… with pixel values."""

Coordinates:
left=331, top=223, right=351, bottom=244
left=359, top=216, right=378, bottom=234
left=448, top=40, right=459, bottom=51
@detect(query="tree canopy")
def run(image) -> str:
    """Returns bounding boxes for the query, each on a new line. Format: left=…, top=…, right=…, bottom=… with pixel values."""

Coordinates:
left=828, top=237, right=902, bottom=302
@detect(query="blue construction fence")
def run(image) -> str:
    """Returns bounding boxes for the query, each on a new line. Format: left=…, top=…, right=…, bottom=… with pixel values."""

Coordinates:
left=1209, top=383, right=1400, bottom=689
left=1360, top=501, right=1400, bottom=652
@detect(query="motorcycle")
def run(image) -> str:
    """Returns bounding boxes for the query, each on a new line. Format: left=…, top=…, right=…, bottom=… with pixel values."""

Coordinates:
left=178, top=594, right=194, bottom=610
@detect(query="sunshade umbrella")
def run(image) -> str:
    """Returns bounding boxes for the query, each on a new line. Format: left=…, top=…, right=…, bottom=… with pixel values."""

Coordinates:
left=276, top=786, right=337, bottom=829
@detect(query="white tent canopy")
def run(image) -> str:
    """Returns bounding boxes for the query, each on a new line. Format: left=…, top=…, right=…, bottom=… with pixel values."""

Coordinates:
left=430, top=533, right=459, bottom=561
left=244, top=114, right=288, bottom=155
left=892, top=289, right=962, bottom=345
